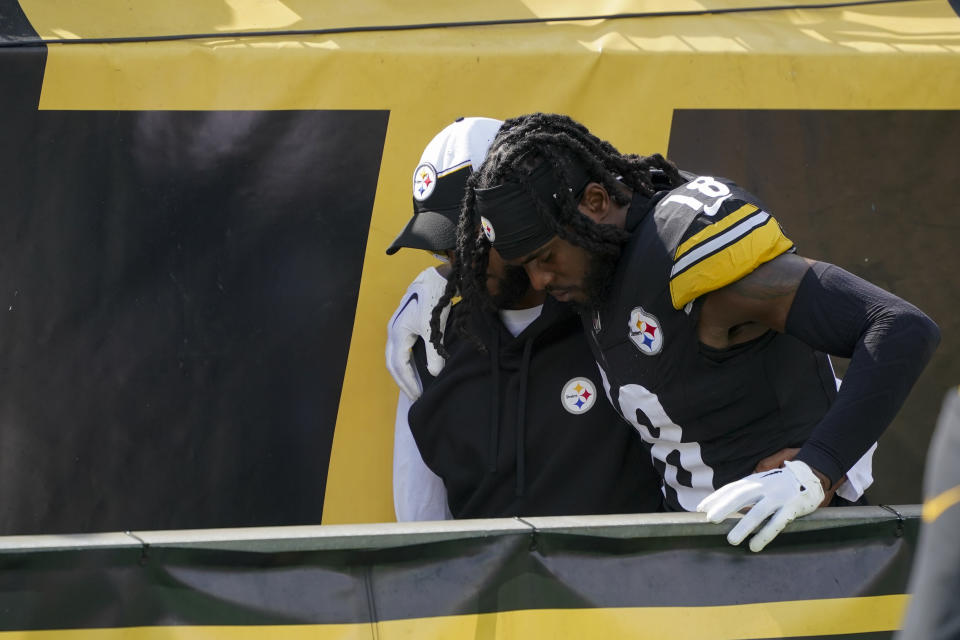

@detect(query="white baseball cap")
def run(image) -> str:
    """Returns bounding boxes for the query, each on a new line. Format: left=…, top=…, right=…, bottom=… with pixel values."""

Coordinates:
left=386, top=116, right=503, bottom=255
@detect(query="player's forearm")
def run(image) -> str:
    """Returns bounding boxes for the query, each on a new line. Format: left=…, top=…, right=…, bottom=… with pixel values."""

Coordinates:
left=785, top=262, right=940, bottom=485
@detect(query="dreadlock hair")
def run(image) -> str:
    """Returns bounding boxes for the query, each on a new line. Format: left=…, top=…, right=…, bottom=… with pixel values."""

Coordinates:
left=428, top=112, right=687, bottom=357
left=427, top=174, right=492, bottom=358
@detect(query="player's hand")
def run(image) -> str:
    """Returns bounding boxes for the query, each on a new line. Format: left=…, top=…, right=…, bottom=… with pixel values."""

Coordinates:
left=385, top=266, right=450, bottom=401
left=697, top=459, right=825, bottom=552
left=753, top=447, right=801, bottom=473
left=753, top=448, right=842, bottom=508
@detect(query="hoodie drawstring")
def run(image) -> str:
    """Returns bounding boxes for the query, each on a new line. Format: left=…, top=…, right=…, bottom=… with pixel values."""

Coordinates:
left=487, top=330, right=500, bottom=473
left=515, top=338, right=534, bottom=497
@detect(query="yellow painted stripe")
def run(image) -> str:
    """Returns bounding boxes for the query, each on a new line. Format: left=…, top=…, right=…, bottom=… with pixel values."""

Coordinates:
left=16, top=0, right=960, bottom=43
left=0, top=595, right=909, bottom=640
left=15, top=0, right=723, bottom=41
left=669, top=219, right=793, bottom=309
left=675, top=203, right=759, bottom=260
left=922, top=483, right=960, bottom=523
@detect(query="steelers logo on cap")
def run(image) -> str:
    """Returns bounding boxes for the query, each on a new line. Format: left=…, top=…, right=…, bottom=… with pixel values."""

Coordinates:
left=480, top=216, right=495, bottom=242
left=413, top=163, right=437, bottom=202
left=561, top=377, right=597, bottom=415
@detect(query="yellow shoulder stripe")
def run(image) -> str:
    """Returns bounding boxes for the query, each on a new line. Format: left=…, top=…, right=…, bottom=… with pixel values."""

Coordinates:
left=669, top=219, right=793, bottom=309
left=922, top=483, right=960, bottom=523
left=674, top=203, right=759, bottom=260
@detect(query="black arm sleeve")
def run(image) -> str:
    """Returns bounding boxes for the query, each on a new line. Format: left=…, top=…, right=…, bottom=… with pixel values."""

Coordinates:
left=785, top=261, right=940, bottom=485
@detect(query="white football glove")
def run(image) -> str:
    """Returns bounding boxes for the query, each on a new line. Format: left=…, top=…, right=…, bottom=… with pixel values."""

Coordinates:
left=385, top=266, right=450, bottom=401
left=697, top=459, right=825, bottom=553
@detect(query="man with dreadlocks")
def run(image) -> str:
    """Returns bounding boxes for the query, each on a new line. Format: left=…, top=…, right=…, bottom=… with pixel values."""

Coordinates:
left=385, top=117, right=662, bottom=520
left=443, top=112, right=939, bottom=551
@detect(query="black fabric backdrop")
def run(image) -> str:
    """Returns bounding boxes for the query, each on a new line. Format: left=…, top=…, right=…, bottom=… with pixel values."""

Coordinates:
left=0, top=6, right=389, bottom=533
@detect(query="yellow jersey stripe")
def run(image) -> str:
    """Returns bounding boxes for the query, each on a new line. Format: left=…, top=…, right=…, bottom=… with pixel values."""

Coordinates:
left=670, top=218, right=793, bottom=309
left=674, top=202, right=759, bottom=260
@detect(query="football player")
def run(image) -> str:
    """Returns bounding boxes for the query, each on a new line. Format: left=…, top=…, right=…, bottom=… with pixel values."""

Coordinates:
left=434, top=113, right=939, bottom=551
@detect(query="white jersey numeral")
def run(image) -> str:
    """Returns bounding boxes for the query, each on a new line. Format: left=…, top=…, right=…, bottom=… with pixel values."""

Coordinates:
left=598, top=368, right=715, bottom=510
left=687, top=175, right=730, bottom=199
left=660, top=175, right=731, bottom=217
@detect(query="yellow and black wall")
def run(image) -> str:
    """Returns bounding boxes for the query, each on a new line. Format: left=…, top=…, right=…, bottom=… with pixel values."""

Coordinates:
left=0, top=0, right=958, bottom=532
left=0, top=510, right=924, bottom=639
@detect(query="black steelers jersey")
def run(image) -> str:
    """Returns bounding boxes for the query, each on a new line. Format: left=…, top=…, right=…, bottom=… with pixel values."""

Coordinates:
left=586, top=175, right=839, bottom=511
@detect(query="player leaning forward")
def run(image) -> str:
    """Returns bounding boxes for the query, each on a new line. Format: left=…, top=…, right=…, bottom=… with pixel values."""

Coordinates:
left=432, top=113, right=940, bottom=552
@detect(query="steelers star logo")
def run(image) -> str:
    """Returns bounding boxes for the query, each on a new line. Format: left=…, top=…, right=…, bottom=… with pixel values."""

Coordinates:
left=628, top=306, right=663, bottom=356
left=561, top=377, right=597, bottom=415
left=412, top=163, right=437, bottom=202
left=480, top=216, right=496, bottom=242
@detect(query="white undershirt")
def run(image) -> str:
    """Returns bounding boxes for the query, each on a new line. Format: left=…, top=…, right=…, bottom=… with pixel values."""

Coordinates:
left=498, top=304, right=543, bottom=337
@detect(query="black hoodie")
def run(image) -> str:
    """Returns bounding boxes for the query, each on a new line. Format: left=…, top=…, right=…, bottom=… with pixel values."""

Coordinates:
left=408, top=297, right=663, bottom=519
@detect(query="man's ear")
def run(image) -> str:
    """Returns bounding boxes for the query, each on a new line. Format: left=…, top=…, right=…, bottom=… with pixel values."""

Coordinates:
left=577, top=182, right=612, bottom=223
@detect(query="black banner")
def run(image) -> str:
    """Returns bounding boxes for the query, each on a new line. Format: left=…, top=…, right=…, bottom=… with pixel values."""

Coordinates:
left=0, top=0, right=37, bottom=44
left=0, top=36, right=389, bottom=534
